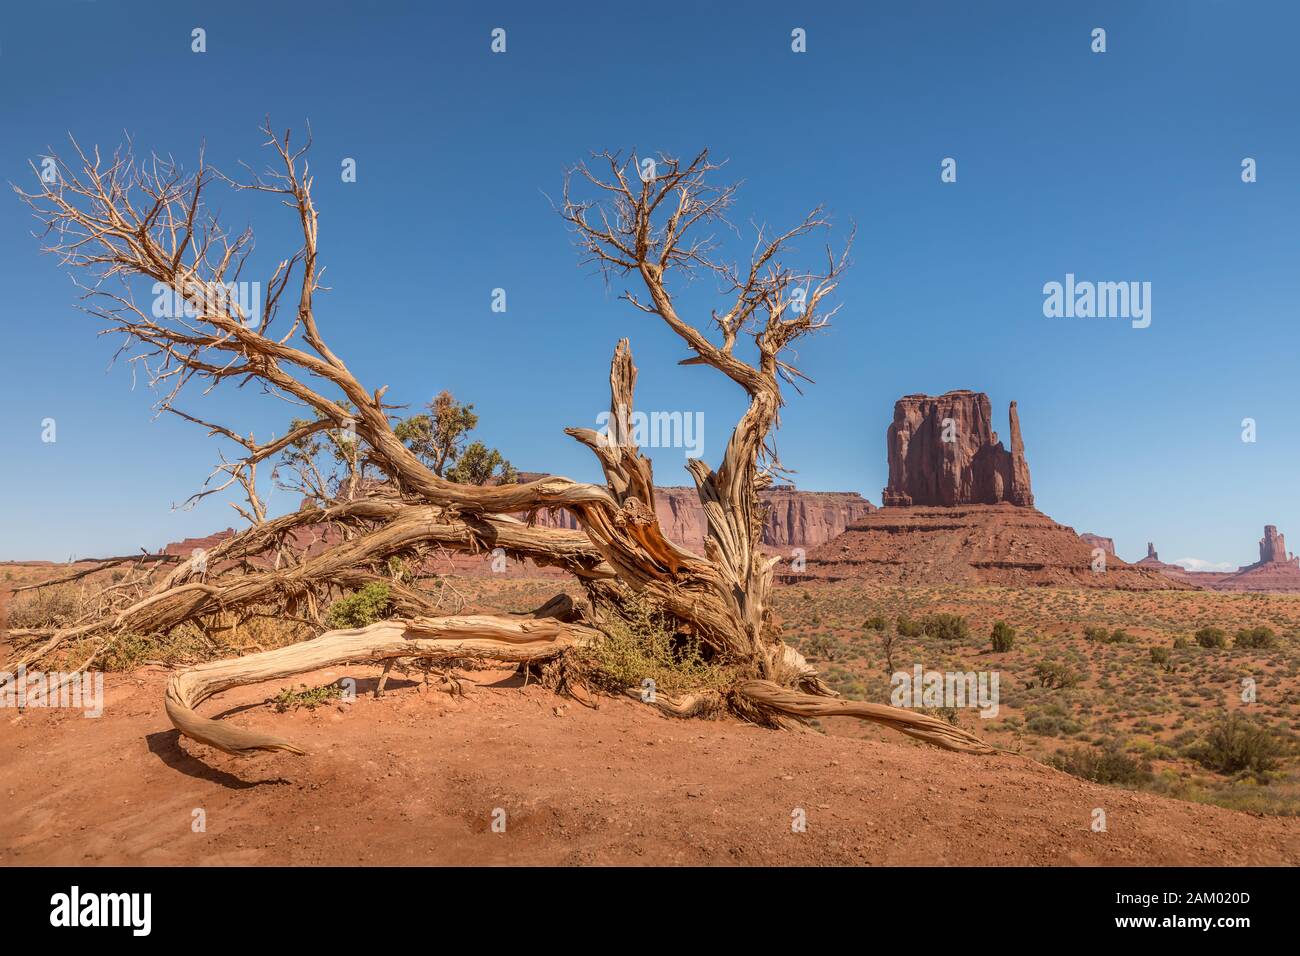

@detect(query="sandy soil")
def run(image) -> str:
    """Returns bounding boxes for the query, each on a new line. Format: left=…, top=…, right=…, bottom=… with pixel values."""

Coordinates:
left=2, top=664, right=1296, bottom=866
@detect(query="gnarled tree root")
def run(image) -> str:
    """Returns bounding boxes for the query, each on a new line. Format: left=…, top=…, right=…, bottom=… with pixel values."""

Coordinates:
left=733, top=680, right=1003, bottom=755
left=620, top=687, right=726, bottom=718
left=165, top=615, right=598, bottom=756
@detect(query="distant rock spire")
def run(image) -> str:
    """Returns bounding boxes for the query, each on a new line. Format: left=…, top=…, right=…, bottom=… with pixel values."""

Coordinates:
left=1007, top=401, right=1033, bottom=507
left=1259, top=525, right=1288, bottom=564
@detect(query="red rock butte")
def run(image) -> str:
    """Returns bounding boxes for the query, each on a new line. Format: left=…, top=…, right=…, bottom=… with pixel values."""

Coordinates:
left=882, top=390, right=1033, bottom=508
left=798, top=390, right=1184, bottom=589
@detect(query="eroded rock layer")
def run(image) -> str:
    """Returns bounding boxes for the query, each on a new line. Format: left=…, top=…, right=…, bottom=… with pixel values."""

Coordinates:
left=795, top=505, right=1188, bottom=589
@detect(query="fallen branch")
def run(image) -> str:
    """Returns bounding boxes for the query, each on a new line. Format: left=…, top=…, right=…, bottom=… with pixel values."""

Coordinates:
left=164, top=615, right=600, bottom=756
left=733, top=680, right=1003, bottom=755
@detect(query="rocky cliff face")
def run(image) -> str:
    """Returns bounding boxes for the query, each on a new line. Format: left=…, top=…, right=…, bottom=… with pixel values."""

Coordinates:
left=881, top=391, right=1033, bottom=507
left=758, top=487, right=878, bottom=547
left=529, top=485, right=875, bottom=551
left=1080, top=533, right=1115, bottom=555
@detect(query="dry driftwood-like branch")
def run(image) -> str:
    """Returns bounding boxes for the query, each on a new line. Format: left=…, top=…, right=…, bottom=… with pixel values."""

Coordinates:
left=17, top=125, right=999, bottom=760
left=732, top=681, right=1001, bottom=755
left=166, top=615, right=600, bottom=755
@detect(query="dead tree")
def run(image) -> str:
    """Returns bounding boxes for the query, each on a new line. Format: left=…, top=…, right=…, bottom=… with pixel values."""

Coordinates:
left=12, top=123, right=996, bottom=758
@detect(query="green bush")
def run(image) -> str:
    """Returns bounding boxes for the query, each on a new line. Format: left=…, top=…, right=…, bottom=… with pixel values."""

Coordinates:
left=1234, top=626, right=1276, bottom=649
left=1083, top=626, right=1109, bottom=643
left=1173, top=636, right=1190, bottom=649
left=1149, top=646, right=1171, bottom=666
left=990, top=620, right=1015, bottom=653
left=1185, top=711, right=1282, bottom=776
left=861, top=615, right=888, bottom=631
left=1048, top=742, right=1152, bottom=786
left=579, top=592, right=731, bottom=696
left=920, top=613, right=969, bottom=641
left=896, top=615, right=924, bottom=638
left=326, top=582, right=393, bottom=628
left=1194, top=626, right=1227, bottom=649
left=1108, top=628, right=1136, bottom=644
left=273, top=682, right=343, bottom=712
left=1031, top=660, right=1081, bottom=690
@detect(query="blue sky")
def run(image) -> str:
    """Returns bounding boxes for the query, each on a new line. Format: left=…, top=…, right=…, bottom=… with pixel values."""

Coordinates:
left=2, top=0, right=1297, bottom=568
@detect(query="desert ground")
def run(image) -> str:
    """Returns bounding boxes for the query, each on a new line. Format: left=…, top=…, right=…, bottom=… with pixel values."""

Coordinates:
left=3, top=569, right=1297, bottom=866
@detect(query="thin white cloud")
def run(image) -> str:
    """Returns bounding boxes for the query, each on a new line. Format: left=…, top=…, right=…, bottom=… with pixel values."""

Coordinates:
left=1172, top=557, right=1236, bottom=573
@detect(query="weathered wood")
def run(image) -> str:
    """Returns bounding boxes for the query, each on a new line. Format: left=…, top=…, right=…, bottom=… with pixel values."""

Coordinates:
left=165, top=616, right=599, bottom=755
left=19, top=129, right=997, bottom=759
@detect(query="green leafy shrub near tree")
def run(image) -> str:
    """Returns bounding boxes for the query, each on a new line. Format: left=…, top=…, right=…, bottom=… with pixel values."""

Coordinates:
left=579, top=591, right=729, bottom=696
left=1195, top=626, right=1227, bottom=649
left=896, top=615, right=924, bottom=638
left=1234, top=626, right=1276, bottom=649
left=990, top=620, right=1015, bottom=652
left=1048, top=741, right=1152, bottom=786
left=1184, top=711, right=1282, bottom=776
left=326, top=582, right=393, bottom=628
left=920, top=613, right=969, bottom=641
left=1031, top=660, right=1081, bottom=690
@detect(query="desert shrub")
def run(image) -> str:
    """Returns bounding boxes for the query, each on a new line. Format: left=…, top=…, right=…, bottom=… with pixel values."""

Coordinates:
left=1194, top=626, right=1227, bottom=649
left=6, top=584, right=84, bottom=629
left=1149, top=647, right=1171, bottom=666
left=99, top=624, right=213, bottom=671
left=1048, top=742, right=1152, bottom=786
left=1108, top=628, right=1136, bottom=644
left=1031, top=660, right=1081, bottom=690
left=1172, top=636, right=1190, bottom=649
left=1185, top=711, right=1282, bottom=776
left=1083, top=626, right=1109, bottom=643
left=803, top=633, right=839, bottom=661
left=272, top=682, right=343, bottom=712
left=384, top=555, right=414, bottom=583
left=920, top=613, right=969, bottom=641
left=579, top=592, right=729, bottom=696
left=896, top=615, right=924, bottom=638
left=1234, top=626, right=1276, bottom=649
left=326, top=582, right=393, bottom=628
left=861, top=615, right=888, bottom=631
left=990, top=620, right=1015, bottom=653
left=1024, top=702, right=1082, bottom=737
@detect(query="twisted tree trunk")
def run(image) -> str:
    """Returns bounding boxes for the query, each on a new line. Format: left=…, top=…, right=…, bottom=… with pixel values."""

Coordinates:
left=12, top=128, right=1001, bottom=761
